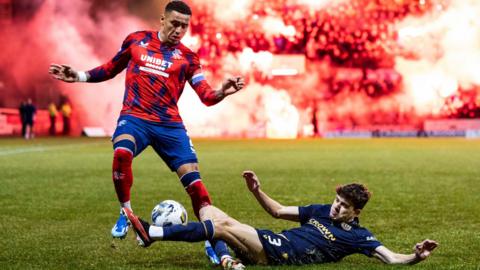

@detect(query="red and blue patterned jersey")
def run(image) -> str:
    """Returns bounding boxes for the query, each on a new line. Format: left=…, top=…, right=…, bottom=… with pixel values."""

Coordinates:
left=86, top=30, right=219, bottom=126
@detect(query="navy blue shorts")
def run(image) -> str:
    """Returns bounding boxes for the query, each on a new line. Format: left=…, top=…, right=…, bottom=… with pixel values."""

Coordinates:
left=256, top=229, right=297, bottom=265
left=112, top=115, right=197, bottom=171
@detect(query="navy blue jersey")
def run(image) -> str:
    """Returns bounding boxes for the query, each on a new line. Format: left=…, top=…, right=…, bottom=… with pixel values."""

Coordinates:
left=258, top=204, right=382, bottom=265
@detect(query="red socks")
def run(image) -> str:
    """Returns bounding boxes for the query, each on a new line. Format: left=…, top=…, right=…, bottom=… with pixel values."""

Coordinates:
left=112, top=150, right=211, bottom=219
left=112, top=148, right=133, bottom=203
left=183, top=175, right=212, bottom=219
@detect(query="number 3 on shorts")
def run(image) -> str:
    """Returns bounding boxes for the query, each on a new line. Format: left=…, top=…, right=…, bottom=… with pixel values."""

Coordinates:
left=267, top=235, right=282, bottom=246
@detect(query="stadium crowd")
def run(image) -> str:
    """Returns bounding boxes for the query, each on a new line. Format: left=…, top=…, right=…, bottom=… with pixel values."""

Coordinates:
left=190, top=1, right=437, bottom=99
left=190, top=0, right=442, bottom=67
left=441, top=88, right=480, bottom=119
left=186, top=0, right=479, bottom=121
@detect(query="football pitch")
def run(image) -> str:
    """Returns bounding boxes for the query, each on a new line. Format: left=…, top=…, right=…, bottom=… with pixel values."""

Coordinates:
left=1, top=137, right=479, bottom=270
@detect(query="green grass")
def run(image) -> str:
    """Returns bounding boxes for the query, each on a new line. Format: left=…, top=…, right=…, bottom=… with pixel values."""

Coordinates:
left=0, top=138, right=479, bottom=269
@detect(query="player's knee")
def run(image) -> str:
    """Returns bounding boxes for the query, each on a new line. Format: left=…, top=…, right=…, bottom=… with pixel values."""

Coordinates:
left=113, top=140, right=135, bottom=163
left=113, top=148, right=133, bottom=163
left=213, top=217, right=237, bottom=237
left=177, top=163, right=199, bottom=176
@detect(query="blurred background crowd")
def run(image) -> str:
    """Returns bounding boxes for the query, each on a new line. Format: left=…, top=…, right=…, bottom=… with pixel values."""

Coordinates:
left=0, top=0, right=479, bottom=137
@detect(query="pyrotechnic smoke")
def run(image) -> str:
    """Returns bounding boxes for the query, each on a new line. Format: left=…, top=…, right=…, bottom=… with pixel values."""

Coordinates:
left=47, top=0, right=147, bottom=134
left=179, top=82, right=299, bottom=138
left=191, top=0, right=253, bottom=23
left=296, top=0, right=349, bottom=10
left=4, top=0, right=478, bottom=137
left=260, top=17, right=296, bottom=38
left=395, top=0, right=480, bottom=115
left=0, top=0, right=147, bottom=134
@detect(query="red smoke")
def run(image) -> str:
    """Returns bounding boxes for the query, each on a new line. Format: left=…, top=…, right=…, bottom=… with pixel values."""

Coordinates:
left=1, top=0, right=479, bottom=137
left=0, top=0, right=148, bottom=134
left=182, top=0, right=480, bottom=137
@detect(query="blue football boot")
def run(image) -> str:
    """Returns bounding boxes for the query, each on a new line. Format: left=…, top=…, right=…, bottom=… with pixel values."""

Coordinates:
left=205, top=240, right=221, bottom=265
left=111, top=212, right=129, bottom=238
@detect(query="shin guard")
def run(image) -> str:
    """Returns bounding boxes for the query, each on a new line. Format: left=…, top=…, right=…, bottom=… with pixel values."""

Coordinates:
left=180, top=171, right=212, bottom=219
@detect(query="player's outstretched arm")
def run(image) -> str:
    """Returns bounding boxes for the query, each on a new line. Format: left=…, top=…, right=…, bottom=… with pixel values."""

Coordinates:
left=372, top=239, right=438, bottom=265
left=242, top=171, right=299, bottom=222
left=49, top=64, right=90, bottom=83
left=49, top=33, right=134, bottom=84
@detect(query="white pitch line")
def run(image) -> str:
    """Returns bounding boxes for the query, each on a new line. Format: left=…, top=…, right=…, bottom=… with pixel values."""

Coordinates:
left=0, top=142, right=106, bottom=156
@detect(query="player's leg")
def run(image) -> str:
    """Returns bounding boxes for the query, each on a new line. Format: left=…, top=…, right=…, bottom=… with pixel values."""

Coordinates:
left=123, top=208, right=267, bottom=265
left=213, top=218, right=269, bottom=265
left=110, top=134, right=136, bottom=238
left=30, top=121, right=35, bottom=138
left=160, top=215, right=255, bottom=269
left=149, top=127, right=213, bottom=220
left=151, top=128, right=234, bottom=265
left=176, top=163, right=213, bottom=218
left=199, top=205, right=237, bottom=266
left=25, top=123, right=31, bottom=139
left=112, top=134, right=136, bottom=208
left=176, top=167, right=231, bottom=264
left=21, top=118, right=26, bottom=138
left=149, top=126, right=211, bottom=218
left=123, top=207, right=214, bottom=247
left=176, top=168, right=236, bottom=266
left=176, top=165, right=233, bottom=265
left=110, top=117, right=149, bottom=238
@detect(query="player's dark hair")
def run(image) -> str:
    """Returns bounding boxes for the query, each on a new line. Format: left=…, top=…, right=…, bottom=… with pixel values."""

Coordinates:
left=336, top=183, right=371, bottom=209
left=165, top=1, right=192, bottom=15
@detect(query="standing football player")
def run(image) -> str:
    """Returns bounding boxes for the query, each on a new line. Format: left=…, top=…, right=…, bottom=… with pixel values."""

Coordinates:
left=49, top=1, right=244, bottom=269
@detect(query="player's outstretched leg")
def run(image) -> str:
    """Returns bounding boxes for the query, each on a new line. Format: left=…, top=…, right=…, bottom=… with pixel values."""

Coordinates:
left=123, top=208, right=248, bottom=270
left=123, top=207, right=217, bottom=246
left=202, top=207, right=246, bottom=270
left=122, top=208, right=153, bottom=247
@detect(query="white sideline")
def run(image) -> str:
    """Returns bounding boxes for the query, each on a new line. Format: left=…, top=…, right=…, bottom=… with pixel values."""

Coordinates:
left=0, top=142, right=104, bottom=156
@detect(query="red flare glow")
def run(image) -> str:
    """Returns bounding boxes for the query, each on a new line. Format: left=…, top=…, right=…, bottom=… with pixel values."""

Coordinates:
left=1, top=0, right=479, bottom=137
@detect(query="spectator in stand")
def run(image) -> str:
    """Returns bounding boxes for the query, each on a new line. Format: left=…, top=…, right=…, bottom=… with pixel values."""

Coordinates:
left=311, top=103, right=319, bottom=137
left=23, top=98, right=36, bottom=140
left=60, top=100, right=72, bottom=136
left=18, top=100, right=26, bottom=137
left=48, top=101, right=58, bottom=136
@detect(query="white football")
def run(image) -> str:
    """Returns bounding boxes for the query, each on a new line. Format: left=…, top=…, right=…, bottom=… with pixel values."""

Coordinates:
left=151, top=200, right=188, bottom=226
